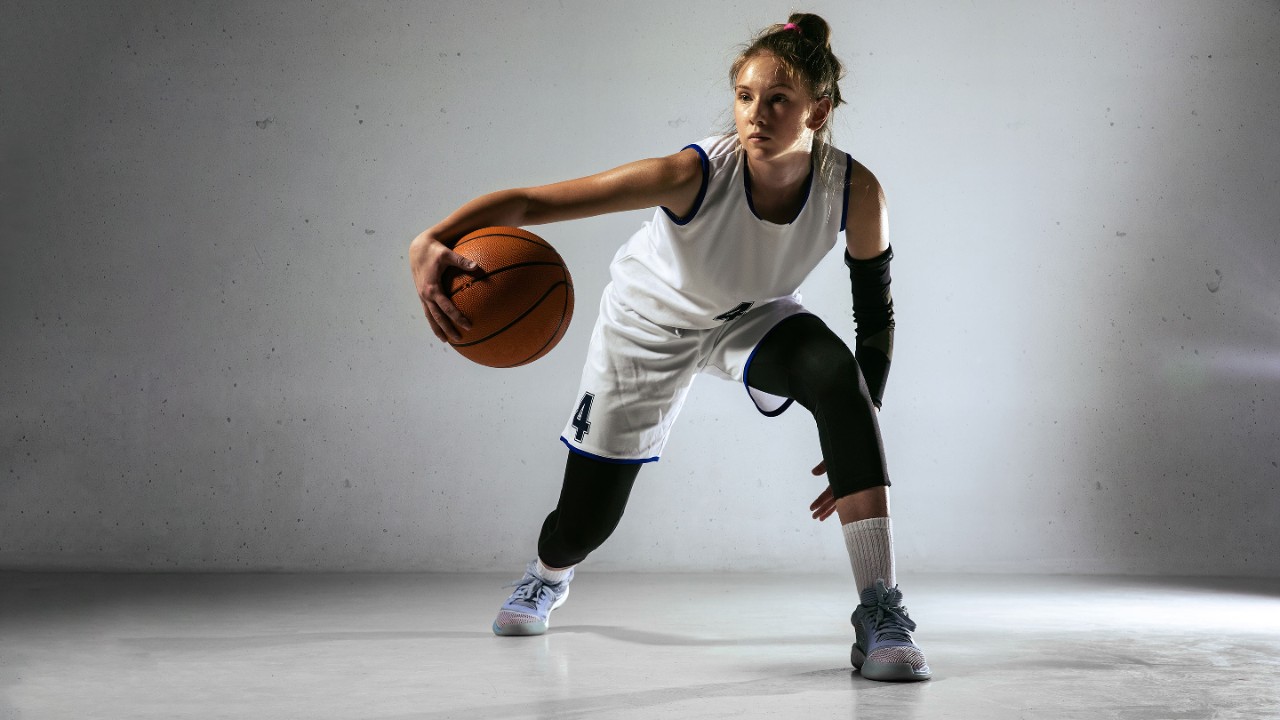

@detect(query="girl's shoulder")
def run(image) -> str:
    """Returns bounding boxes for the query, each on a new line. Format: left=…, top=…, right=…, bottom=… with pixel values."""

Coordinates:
left=690, top=133, right=741, bottom=162
left=843, top=153, right=883, bottom=199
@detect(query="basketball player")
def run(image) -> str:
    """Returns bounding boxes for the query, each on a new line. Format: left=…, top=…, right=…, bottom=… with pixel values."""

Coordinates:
left=410, top=14, right=929, bottom=681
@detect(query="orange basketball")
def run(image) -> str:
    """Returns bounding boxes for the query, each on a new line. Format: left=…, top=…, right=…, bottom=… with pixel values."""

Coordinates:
left=445, top=227, right=574, bottom=368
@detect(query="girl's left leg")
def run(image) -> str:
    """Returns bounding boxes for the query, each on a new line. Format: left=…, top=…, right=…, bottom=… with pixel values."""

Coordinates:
left=746, top=314, right=890, bottom=521
left=745, top=312, right=931, bottom=681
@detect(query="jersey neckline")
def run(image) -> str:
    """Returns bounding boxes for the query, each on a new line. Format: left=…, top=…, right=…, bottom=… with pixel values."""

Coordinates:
left=742, top=152, right=814, bottom=227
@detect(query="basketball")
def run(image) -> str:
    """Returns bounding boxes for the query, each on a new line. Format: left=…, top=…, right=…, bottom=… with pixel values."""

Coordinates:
left=445, top=226, right=574, bottom=368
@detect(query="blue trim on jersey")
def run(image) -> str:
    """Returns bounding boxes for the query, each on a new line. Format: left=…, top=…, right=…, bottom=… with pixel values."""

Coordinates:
left=741, top=312, right=816, bottom=418
left=660, top=144, right=711, bottom=226
left=743, top=153, right=814, bottom=224
left=840, top=152, right=854, bottom=233
left=560, top=437, right=659, bottom=464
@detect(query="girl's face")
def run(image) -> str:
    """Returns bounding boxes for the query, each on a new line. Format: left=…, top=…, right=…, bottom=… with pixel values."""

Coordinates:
left=734, top=53, right=830, bottom=162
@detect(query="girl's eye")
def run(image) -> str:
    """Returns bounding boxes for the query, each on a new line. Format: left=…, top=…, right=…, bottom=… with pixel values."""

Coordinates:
left=738, top=94, right=751, bottom=102
left=771, top=95, right=788, bottom=104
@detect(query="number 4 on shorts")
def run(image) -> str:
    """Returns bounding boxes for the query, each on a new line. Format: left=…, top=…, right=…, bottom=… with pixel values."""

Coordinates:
left=572, top=392, right=594, bottom=442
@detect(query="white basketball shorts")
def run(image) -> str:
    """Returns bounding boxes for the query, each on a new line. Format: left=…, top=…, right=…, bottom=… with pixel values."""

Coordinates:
left=559, top=282, right=810, bottom=463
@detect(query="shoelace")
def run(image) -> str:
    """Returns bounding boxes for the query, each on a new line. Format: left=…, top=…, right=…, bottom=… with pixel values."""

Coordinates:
left=504, top=575, right=556, bottom=609
left=864, top=585, right=917, bottom=642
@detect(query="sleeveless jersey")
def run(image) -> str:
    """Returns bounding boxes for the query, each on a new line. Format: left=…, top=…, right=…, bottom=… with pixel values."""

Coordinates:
left=608, top=133, right=852, bottom=329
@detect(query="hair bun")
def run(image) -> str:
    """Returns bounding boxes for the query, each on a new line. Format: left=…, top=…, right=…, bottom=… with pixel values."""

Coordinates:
left=787, top=12, right=833, bottom=48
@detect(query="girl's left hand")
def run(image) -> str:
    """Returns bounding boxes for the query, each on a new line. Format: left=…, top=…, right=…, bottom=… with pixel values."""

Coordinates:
left=808, top=461, right=836, bottom=521
left=808, top=407, right=877, bottom=521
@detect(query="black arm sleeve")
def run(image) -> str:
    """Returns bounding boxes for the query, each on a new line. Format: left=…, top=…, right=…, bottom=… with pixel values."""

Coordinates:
left=845, top=246, right=895, bottom=408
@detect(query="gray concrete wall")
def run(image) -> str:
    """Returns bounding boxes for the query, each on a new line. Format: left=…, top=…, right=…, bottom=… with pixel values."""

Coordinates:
left=2, top=0, right=1277, bottom=574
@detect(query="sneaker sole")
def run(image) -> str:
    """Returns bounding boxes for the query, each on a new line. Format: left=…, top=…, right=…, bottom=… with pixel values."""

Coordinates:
left=492, top=619, right=547, bottom=636
left=852, top=644, right=931, bottom=682
left=492, top=587, right=569, bottom=637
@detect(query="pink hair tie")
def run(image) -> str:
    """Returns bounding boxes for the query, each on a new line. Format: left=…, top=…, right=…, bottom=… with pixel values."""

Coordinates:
left=783, top=22, right=801, bottom=33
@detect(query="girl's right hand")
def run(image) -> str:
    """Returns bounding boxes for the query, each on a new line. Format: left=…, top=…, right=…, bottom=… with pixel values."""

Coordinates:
left=409, top=231, right=479, bottom=343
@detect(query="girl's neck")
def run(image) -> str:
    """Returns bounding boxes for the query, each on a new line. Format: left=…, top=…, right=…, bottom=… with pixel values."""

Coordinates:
left=744, top=151, right=813, bottom=197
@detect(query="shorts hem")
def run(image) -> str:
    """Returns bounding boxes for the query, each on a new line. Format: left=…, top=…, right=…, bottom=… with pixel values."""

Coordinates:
left=755, top=398, right=795, bottom=418
left=560, top=437, right=659, bottom=464
left=742, top=311, right=814, bottom=417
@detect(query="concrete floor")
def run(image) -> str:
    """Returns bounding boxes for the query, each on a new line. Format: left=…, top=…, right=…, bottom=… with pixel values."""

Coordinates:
left=1, top=572, right=1278, bottom=719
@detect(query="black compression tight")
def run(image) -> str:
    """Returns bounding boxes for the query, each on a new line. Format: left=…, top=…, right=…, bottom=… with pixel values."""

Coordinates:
left=536, top=313, right=888, bottom=568
left=745, top=313, right=890, bottom=496
left=537, top=452, right=640, bottom=568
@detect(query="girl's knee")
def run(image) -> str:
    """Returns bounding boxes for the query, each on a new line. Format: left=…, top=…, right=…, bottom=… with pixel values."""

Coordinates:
left=795, top=341, right=861, bottom=401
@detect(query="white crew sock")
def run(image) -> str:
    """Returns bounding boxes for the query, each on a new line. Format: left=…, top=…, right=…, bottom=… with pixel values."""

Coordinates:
left=842, top=516, right=895, bottom=593
left=535, top=558, right=574, bottom=584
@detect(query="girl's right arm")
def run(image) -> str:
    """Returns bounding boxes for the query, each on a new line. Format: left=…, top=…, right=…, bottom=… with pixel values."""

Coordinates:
left=410, top=148, right=703, bottom=342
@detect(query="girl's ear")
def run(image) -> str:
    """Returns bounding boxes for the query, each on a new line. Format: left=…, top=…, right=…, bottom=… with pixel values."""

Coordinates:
left=807, top=96, right=833, bottom=131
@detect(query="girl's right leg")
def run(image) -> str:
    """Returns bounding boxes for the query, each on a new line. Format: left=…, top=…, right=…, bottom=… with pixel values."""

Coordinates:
left=493, top=451, right=640, bottom=636
left=496, top=282, right=692, bottom=636
left=538, top=451, right=641, bottom=568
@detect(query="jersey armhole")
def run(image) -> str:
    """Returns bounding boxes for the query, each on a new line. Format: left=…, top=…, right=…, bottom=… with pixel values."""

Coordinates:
left=839, top=152, right=854, bottom=233
left=660, top=143, right=711, bottom=226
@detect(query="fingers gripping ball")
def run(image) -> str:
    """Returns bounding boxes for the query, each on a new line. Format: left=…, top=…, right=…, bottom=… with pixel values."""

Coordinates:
left=445, top=227, right=574, bottom=368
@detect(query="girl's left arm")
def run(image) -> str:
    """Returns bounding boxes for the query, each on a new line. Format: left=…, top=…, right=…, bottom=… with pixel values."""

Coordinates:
left=808, top=162, right=895, bottom=522
left=844, top=159, right=889, bottom=260
left=842, top=161, right=895, bottom=409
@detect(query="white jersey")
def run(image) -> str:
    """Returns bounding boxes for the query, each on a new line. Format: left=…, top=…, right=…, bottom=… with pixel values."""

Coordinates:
left=609, top=134, right=852, bottom=329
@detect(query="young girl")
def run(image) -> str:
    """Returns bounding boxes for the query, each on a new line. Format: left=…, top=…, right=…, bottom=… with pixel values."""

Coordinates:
left=410, top=13, right=930, bottom=682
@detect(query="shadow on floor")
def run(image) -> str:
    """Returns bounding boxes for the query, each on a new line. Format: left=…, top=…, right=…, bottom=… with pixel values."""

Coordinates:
left=377, top=667, right=932, bottom=720
left=549, top=624, right=835, bottom=647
